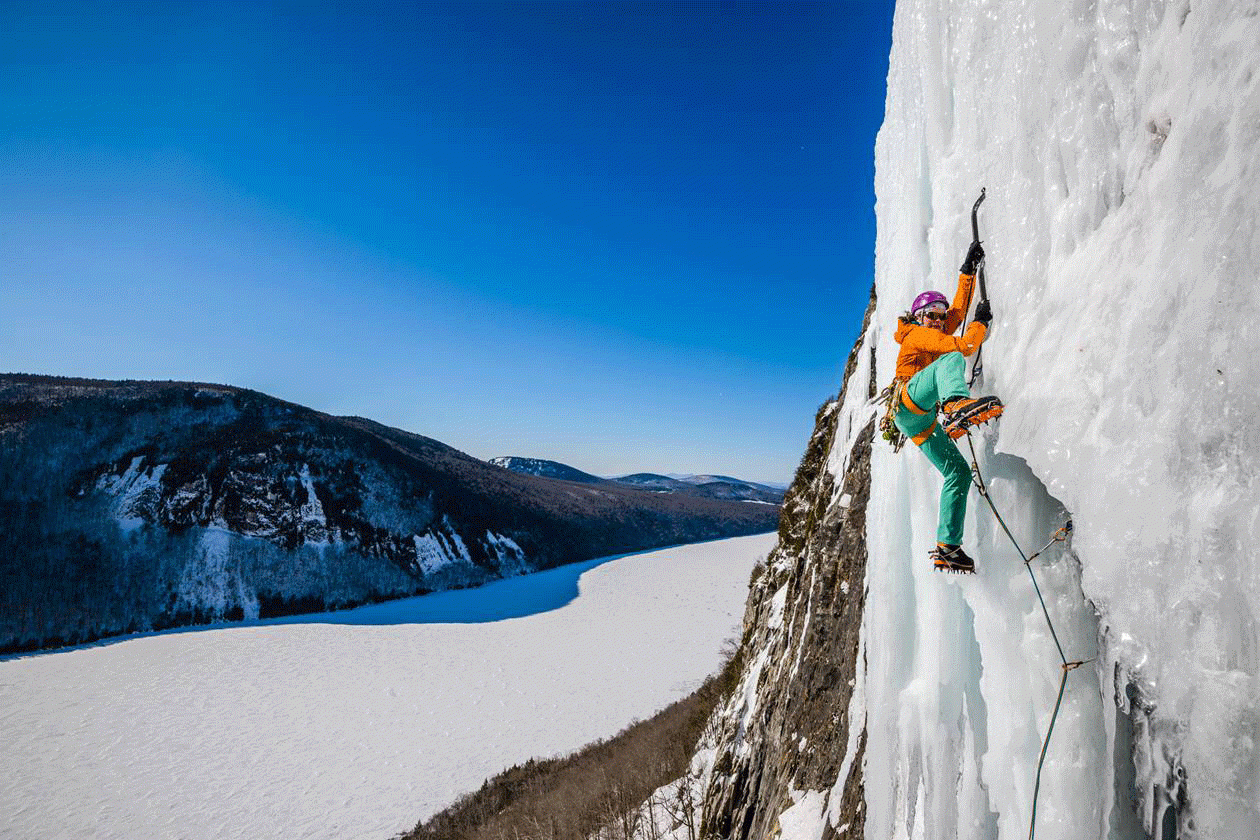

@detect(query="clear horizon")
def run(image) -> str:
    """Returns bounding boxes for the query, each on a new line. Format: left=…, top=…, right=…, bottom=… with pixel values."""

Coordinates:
left=1, top=1, right=895, bottom=484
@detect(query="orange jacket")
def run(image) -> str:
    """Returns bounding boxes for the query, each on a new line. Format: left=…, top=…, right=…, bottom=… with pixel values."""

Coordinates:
left=893, top=272, right=986, bottom=380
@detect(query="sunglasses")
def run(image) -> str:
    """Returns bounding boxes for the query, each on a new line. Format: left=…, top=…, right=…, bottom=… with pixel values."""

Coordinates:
left=920, top=310, right=947, bottom=321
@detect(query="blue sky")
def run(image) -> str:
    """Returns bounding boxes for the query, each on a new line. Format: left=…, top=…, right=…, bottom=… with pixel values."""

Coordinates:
left=2, top=0, right=895, bottom=484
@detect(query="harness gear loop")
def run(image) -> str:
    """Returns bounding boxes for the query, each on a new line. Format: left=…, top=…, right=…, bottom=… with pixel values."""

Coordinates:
left=878, top=376, right=944, bottom=452
left=877, top=378, right=910, bottom=451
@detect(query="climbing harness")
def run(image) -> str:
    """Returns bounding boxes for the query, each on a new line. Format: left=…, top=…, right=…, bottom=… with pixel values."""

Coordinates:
left=968, top=188, right=990, bottom=387
left=963, top=430, right=1094, bottom=840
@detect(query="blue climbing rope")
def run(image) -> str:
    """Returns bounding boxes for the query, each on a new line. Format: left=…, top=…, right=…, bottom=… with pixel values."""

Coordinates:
left=963, top=430, right=1093, bottom=840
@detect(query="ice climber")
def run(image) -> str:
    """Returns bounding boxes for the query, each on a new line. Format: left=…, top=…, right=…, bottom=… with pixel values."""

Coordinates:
left=890, top=241, right=1004, bottom=574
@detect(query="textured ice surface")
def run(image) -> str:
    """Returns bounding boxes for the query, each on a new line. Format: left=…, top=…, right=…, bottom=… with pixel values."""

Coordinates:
left=857, top=0, right=1260, bottom=838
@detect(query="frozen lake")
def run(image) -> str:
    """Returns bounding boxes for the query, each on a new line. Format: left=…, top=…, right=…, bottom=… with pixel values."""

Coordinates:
left=0, top=532, right=774, bottom=840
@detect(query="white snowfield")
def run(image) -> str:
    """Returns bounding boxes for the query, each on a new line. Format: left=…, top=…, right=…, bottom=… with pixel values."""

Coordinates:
left=742, top=1, right=1259, bottom=839
left=0, top=533, right=773, bottom=840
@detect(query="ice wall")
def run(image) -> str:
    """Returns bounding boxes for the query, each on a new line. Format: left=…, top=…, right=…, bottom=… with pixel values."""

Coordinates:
left=866, top=1, right=1260, bottom=838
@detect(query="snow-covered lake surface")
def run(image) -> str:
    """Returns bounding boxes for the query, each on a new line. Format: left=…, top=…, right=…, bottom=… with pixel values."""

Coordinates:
left=0, top=532, right=773, bottom=840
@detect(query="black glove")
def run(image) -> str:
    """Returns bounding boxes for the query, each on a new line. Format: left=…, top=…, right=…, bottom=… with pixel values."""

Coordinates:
left=973, top=299, right=992, bottom=326
left=961, top=241, right=985, bottom=275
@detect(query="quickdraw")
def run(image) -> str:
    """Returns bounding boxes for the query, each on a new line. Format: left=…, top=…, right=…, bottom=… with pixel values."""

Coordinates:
left=876, top=378, right=908, bottom=452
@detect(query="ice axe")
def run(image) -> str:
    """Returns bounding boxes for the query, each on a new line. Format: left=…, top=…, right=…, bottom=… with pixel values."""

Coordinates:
left=969, top=188, right=988, bottom=385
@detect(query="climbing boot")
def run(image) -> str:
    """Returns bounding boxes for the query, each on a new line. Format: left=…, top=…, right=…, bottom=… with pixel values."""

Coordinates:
left=942, top=395, right=1004, bottom=440
left=931, top=543, right=976, bottom=574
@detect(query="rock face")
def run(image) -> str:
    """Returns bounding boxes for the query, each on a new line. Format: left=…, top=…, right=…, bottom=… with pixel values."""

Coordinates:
left=651, top=2, right=1260, bottom=835
left=693, top=288, right=876, bottom=839
left=0, top=375, right=778, bottom=653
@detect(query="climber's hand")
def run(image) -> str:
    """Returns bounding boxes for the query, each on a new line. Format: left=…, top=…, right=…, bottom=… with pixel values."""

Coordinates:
left=973, top=299, right=992, bottom=326
left=961, top=241, right=985, bottom=275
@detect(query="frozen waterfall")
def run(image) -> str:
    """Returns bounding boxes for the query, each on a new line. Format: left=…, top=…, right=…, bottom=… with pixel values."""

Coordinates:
left=862, top=0, right=1260, bottom=838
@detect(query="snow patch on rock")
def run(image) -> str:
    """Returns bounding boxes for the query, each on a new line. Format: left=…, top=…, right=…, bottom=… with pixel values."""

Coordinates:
left=97, top=455, right=167, bottom=531
left=777, top=787, right=828, bottom=839
left=297, top=464, right=330, bottom=546
left=174, top=526, right=259, bottom=621
left=486, top=531, right=528, bottom=575
left=767, top=583, right=788, bottom=631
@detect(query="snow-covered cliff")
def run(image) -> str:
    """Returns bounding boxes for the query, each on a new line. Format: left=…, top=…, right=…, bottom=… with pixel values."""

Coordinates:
left=0, top=376, right=778, bottom=653
left=675, top=2, right=1260, bottom=839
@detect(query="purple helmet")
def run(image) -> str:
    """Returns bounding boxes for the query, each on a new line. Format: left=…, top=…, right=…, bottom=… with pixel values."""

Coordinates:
left=911, top=290, right=948, bottom=315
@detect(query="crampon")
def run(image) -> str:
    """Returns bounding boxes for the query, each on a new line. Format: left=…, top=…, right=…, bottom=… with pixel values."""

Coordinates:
left=931, top=543, right=976, bottom=574
left=943, top=395, right=1004, bottom=440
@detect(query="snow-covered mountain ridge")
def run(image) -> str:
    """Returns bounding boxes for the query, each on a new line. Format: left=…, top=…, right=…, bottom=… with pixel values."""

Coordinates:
left=488, top=457, right=787, bottom=505
left=488, top=456, right=605, bottom=483
left=612, top=473, right=786, bottom=504
left=661, top=2, right=1260, bottom=839
left=0, top=375, right=777, bottom=653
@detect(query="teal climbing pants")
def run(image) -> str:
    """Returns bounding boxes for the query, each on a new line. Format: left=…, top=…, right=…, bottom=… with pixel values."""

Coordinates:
left=893, top=352, right=973, bottom=546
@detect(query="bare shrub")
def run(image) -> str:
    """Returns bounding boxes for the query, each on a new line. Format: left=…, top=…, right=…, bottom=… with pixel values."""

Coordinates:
left=401, top=647, right=744, bottom=840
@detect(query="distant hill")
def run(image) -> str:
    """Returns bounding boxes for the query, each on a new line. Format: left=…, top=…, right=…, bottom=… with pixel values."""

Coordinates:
left=487, top=457, right=603, bottom=484
left=614, top=473, right=785, bottom=504
left=0, top=374, right=779, bottom=653
left=677, top=474, right=786, bottom=491
left=489, top=459, right=786, bottom=506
